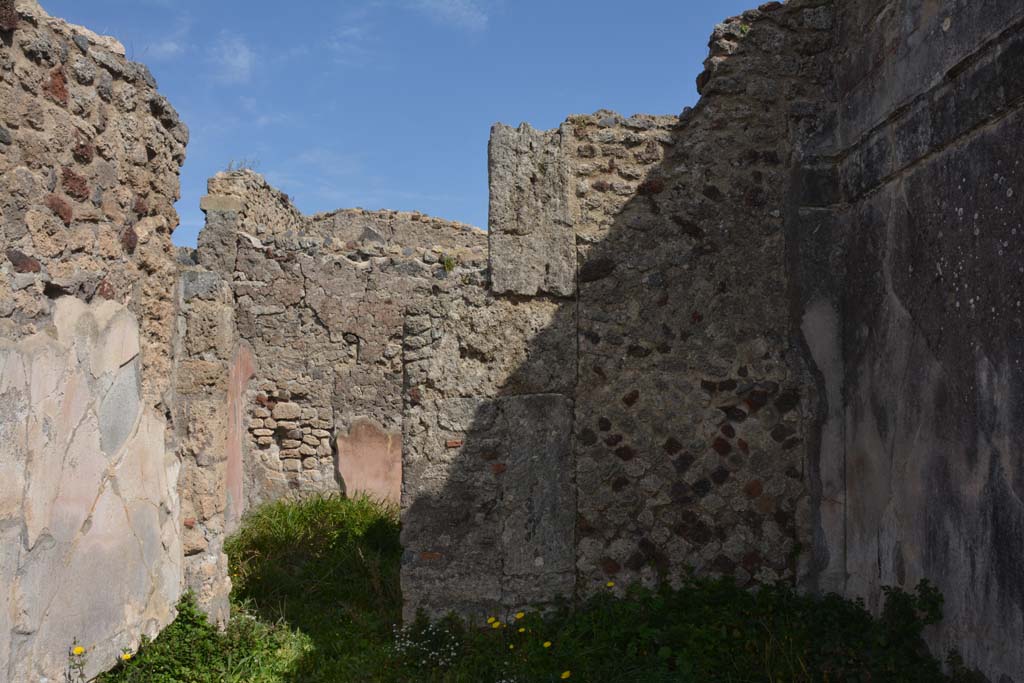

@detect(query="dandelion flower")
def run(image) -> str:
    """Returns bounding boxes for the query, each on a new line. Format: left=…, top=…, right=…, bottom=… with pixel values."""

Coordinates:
left=487, top=617, right=496, bottom=624
left=561, top=671, right=572, bottom=679
left=543, top=641, right=552, bottom=648
left=606, top=580, right=615, bottom=588
left=509, top=644, right=515, bottom=650
left=518, top=627, right=526, bottom=633
left=120, top=653, right=132, bottom=662
left=491, top=621, right=502, bottom=629
left=515, top=611, right=525, bottom=619
left=72, top=646, right=85, bottom=656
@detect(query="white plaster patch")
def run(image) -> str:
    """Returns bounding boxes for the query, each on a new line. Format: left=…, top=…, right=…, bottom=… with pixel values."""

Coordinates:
left=0, top=300, right=181, bottom=683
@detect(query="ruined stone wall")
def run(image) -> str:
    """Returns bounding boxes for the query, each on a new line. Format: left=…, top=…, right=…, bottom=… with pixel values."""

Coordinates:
left=401, top=0, right=835, bottom=620
left=171, top=263, right=252, bottom=626
left=194, top=171, right=487, bottom=508
left=567, top=0, right=832, bottom=589
left=790, top=0, right=1024, bottom=678
left=400, top=263, right=577, bottom=617
left=0, top=1, right=187, bottom=679
left=4, top=0, right=1019, bottom=680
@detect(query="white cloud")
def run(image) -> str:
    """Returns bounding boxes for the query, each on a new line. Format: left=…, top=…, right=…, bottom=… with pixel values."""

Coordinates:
left=210, top=32, right=255, bottom=84
left=147, top=39, right=184, bottom=59
left=143, top=15, right=190, bottom=61
left=265, top=149, right=365, bottom=208
left=335, top=25, right=369, bottom=41
left=319, top=0, right=487, bottom=68
left=410, top=0, right=488, bottom=31
left=254, top=113, right=292, bottom=127
left=294, top=149, right=363, bottom=177
left=328, top=24, right=375, bottom=66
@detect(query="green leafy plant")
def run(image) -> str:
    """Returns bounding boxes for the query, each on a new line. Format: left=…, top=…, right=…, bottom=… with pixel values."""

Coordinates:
left=99, top=496, right=973, bottom=683
left=98, top=592, right=303, bottom=683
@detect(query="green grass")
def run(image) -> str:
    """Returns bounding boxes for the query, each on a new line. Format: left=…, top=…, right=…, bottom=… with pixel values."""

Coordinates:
left=226, top=494, right=403, bottom=681
left=100, top=495, right=982, bottom=683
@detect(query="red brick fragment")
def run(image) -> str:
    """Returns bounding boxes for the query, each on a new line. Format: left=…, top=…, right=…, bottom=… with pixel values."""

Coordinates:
left=133, top=196, right=149, bottom=216
left=6, top=249, right=40, bottom=273
left=43, top=68, right=68, bottom=106
left=0, top=0, right=18, bottom=31
left=711, top=437, right=732, bottom=455
left=445, top=439, right=463, bottom=449
left=120, top=225, right=138, bottom=254
left=638, top=177, right=666, bottom=195
left=744, top=390, right=769, bottom=411
left=61, top=167, right=89, bottom=200
left=614, top=445, right=636, bottom=461
left=741, top=551, right=763, bottom=573
left=94, top=278, right=116, bottom=300
left=73, top=140, right=95, bottom=164
left=45, top=194, right=72, bottom=225
left=419, top=551, right=443, bottom=562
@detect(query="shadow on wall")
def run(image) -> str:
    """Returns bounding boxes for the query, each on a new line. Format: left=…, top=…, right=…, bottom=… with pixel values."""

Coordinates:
left=399, top=1, right=1024, bottom=679
left=400, top=0, right=837, bottom=622
left=818, top=0, right=1024, bottom=675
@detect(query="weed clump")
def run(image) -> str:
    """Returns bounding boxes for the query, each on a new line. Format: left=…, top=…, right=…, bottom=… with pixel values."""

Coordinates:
left=102, top=495, right=979, bottom=682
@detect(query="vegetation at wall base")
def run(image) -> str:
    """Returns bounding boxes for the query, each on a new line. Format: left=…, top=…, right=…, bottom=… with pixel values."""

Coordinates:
left=99, top=495, right=983, bottom=683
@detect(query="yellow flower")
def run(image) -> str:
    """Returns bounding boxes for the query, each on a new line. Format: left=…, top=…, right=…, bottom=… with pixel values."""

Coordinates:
left=518, top=627, right=526, bottom=633
left=120, top=653, right=133, bottom=662
left=491, top=621, right=501, bottom=629
left=508, top=644, right=515, bottom=650
left=72, top=646, right=85, bottom=656
left=515, top=611, right=525, bottom=619
left=543, top=641, right=552, bottom=648
left=486, top=616, right=496, bottom=624
left=561, top=672, right=572, bottom=679
left=606, top=581, right=615, bottom=588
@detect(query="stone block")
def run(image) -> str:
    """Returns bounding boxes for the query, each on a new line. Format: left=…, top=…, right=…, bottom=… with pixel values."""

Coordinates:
left=272, top=402, right=302, bottom=420
left=488, top=123, right=575, bottom=297
left=199, top=195, right=246, bottom=214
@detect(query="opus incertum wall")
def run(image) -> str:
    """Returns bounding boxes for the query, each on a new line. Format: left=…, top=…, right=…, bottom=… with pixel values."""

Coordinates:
left=401, top=0, right=832, bottom=628
left=0, top=1, right=187, bottom=680
left=2, top=0, right=1022, bottom=681
left=398, top=0, right=1024, bottom=679
left=191, top=171, right=488, bottom=509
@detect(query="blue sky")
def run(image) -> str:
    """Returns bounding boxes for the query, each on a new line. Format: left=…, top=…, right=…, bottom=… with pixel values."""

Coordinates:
left=43, top=0, right=755, bottom=246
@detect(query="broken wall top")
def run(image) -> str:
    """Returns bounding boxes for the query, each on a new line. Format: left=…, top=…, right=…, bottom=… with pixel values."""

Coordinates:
left=199, top=169, right=485, bottom=265
left=1, top=0, right=188, bottom=403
